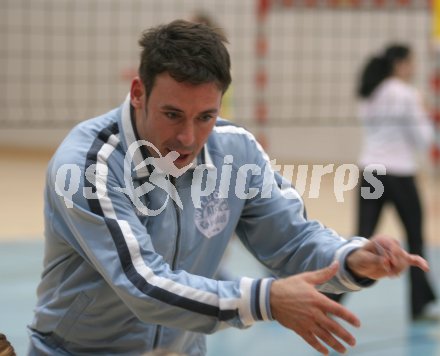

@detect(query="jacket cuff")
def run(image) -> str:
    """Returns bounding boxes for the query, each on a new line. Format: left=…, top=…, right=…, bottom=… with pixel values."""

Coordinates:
left=334, top=237, right=376, bottom=291
left=239, top=277, right=275, bottom=326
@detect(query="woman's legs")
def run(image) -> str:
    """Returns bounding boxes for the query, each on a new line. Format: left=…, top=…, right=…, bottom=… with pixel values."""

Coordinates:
left=386, top=175, right=436, bottom=318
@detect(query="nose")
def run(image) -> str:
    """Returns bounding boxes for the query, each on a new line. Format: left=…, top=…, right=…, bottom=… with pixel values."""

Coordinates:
left=176, top=119, right=195, bottom=148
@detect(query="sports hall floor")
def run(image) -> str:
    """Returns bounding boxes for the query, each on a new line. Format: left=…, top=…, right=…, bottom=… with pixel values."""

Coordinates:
left=1, top=150, right=439, bottom=355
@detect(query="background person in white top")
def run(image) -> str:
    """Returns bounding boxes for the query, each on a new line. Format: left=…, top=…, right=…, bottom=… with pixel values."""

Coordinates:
left=358, top=45, right=434, bottom=175
left=331, top=44, right=437, bottom=321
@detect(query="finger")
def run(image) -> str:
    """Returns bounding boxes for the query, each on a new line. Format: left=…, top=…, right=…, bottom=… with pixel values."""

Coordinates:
left=406, top=254, right=430, bottom=272
left=362, top=241, right=393, bottom=274
left=318, top=312, right=356, bottom=347
left=364, top=239, right=384, bottom=254
left=304, top=261, right=339, bottom=285
left=371, top=235, right=399, bottom=248
left=324, top=298, right=361, bottom=328
left=369, top=253, right=392, bottom=276
left=314, top=325, right=347, bottom=354
left=388, top=255, right=408, bottom=277
left=369, top=236, right=400, bottom=257
left=370, top=238, right=404, bottom=274
left=372, top=239, right=394, bottom=259
left=384, top=240, right=404, bottom=267
left=380, top=256, right=392, bottom=274
left=301, top=331, right=329, bottom=355
left=382, top=241, right=429, bottom=274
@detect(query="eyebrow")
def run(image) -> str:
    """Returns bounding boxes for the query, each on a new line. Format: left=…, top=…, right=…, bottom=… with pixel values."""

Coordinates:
left=160, top=105, right=218, bottom=115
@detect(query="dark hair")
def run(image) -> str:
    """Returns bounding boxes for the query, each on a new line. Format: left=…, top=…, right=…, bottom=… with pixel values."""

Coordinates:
left=383, top=44, right=411, bottom=69
left=357, top=56, right=392, bottom=98
left=357, top=44, right=411, bottom=98
left=191, top=11, right=226, bottom=37
left=138, top=19, right=231, bottom=97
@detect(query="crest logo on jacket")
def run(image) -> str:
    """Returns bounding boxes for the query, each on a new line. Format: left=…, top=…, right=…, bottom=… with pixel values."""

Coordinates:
left=195, top=191, right=230, bottom=239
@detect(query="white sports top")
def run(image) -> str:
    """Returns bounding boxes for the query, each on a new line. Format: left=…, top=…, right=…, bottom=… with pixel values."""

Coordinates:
left=358, top=78, right=435, bottom=175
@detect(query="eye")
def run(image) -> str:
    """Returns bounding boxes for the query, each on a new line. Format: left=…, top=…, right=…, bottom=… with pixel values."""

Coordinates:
left=199, top=114, right=215, bottom=122
left=164, top=111, right=181, bottom=120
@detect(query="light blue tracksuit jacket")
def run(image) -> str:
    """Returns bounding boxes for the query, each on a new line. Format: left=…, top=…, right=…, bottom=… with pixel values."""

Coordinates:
left=28, top=95, right=372, bottom=355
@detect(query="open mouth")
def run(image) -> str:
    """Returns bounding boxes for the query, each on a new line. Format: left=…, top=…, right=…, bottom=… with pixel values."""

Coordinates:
left=175, top=153, right=190, bottom=162
left=166, top=148, right=191, bottom=163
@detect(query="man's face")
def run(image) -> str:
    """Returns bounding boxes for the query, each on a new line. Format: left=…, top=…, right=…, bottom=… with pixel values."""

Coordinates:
left=131, top=72, right=222, bottom=168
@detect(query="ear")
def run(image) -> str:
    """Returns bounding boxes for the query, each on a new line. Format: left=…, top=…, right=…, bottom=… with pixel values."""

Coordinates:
left=130, top=77, right=146, bottom=109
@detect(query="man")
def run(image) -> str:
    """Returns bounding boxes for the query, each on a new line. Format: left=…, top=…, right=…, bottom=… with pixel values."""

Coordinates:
left=28, top=20, right=428, bottom=355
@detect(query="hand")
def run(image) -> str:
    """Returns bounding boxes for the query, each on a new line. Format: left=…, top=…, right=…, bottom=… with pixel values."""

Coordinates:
left=270, top=262, right=360, bottom=355
left=346, top=235, right=429, bottom=280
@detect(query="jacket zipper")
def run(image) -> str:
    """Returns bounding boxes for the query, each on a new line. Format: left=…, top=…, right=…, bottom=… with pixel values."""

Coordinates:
left=136, top=178, right=162, bottom=349
left=170, top=176, right=181, bottom=270
left=152, top=176, right=181, bottom=350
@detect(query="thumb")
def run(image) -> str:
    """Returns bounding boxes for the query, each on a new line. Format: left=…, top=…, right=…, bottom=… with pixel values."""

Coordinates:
left=407, top=254, right=430, bottom=272
left=305, top=261, right=339, bottom=285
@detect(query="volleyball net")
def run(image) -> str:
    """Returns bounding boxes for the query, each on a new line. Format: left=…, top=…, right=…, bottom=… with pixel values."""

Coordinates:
left=0, top=0, right=438, bottom=158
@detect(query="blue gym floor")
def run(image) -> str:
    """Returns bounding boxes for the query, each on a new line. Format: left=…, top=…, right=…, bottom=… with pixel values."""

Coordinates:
left=1, top=239, right=439, bottom=356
